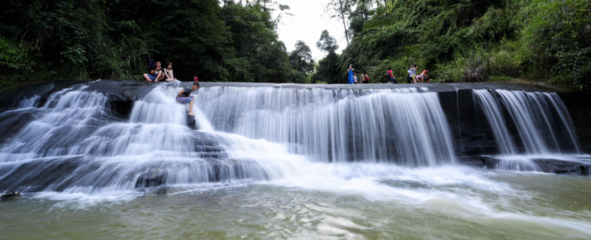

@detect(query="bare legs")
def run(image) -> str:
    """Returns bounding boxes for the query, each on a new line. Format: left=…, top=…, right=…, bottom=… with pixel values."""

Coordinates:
left=188, top=99, right=195, bottom=116
left=143, top=74, right=153, bottom=82
left=156, top=72, right=165, bottom=82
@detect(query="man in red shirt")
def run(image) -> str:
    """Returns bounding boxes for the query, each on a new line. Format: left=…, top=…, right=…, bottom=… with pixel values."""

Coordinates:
left=387, top=67, right=397, bottom=84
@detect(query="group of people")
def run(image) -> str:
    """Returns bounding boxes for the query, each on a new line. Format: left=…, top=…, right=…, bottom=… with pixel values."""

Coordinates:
left=143, top=59, right=177, bottom=82
left=346, top=64, right=430, bottom=84
left=347, top=65, right=371, bottom=84
left=406, top=64, right=430, bottom=83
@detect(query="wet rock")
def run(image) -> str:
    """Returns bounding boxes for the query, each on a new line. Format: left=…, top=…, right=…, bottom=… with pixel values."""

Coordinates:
left=135, top=173, right=168, bottom=188
left=456, top=156, right=486, bottom=168
left=471, top=156, right=591, bottom=176
left=0, top=191, right=21, bottom=201
left=154, top=186, right=171, bottom=195
left=534, top=159, right=591, bottom=176
left=108, top=96, right=134, bottom=118
left=187, top=113, right=196, bottom=129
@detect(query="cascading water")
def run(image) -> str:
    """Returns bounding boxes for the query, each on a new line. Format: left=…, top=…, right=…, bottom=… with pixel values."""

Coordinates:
left=474, top=89, right=579, bottom=155
left=0, top=84, right=306, bottom=193
left=2, top=81, right=591, bottom=239
left=473, top=90, right=518, bottom=155
left=473, top=89, right=581, bottom=171
left=195, top=86, right=456, bottom=166
left=0, top=82, right=586, bottom=194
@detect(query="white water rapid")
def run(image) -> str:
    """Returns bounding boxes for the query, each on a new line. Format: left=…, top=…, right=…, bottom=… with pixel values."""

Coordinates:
left=195, top=86, right=456, bottom=166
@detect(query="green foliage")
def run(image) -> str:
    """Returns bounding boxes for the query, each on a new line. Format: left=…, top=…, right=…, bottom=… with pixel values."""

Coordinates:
left=516, top=0, right=591, bottom=90
left=316, top=30, right=340, bottom=54
left=320, top=0, right=589, bottom=90
left=0, top=0, right=301, bottom=86
left=312, top=51, right=342, bottom=83
left=312, top=31, right=342, bottom=83
left=289, top=41, right=315, bottom=74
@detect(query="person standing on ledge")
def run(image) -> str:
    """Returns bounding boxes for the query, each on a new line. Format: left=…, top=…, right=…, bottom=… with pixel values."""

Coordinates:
left=347, top=64, right=354, bottom=84
left=176, top=82, right=199, bottom=117
left=387, top=67, right=397, bottom=84
left=363, top=71, right=370, bottom=83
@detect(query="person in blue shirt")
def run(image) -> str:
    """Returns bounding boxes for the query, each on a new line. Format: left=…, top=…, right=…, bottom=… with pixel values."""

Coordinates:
left=347, top=64, right=355, bottom=84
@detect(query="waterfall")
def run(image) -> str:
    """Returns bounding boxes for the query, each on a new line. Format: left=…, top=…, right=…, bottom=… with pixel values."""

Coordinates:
left=195, top=86, right=456, bottom=166
left=0, top=81, right=585, bottom=194
left=474, top=89, right=580, bottom=155
left=17, top=96, right=40, bottom=108
left=473, top=90, right=517, bottom=155
left=0, top=85, right=302, bottom=193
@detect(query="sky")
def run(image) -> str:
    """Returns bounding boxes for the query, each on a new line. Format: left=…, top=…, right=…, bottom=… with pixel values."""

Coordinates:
left=274, top=0, right=348, bottom=61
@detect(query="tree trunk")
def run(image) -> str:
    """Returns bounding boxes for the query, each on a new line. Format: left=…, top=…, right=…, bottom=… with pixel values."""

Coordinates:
left=338, top=0, right=350, bottom=45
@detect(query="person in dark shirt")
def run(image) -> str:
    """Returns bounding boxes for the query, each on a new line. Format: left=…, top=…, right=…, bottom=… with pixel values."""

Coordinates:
left=176, top=82, right=200, bottom=116
left=148, top=57, right=156, bottom=70
left=154, top=61, right=165, bottom=82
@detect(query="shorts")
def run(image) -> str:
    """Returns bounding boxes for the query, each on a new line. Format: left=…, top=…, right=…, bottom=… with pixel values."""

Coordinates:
left=176, top=96, right=194, bottom=104
left=147, top=74, right=157, bottom=81
left=416, top=75, right=424, bottom=81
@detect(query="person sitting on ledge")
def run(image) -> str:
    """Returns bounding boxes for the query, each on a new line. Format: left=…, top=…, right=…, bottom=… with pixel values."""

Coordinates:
left=154, top=61, right=166, bottom=82
left=176, top=82, right=199, bottom=116
left=143, top=68, right=158, bottom=82
left=164, top=62, right=177, bottom=82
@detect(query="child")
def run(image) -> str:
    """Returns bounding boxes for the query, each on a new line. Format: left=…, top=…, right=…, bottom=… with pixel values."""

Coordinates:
left=354, top=72, right=358, bottom=84
left=165, top=62, right=176, bottom=82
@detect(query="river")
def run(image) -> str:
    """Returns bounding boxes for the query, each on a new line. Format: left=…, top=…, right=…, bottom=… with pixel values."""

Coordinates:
left=0, top=81, right=589, bottom=239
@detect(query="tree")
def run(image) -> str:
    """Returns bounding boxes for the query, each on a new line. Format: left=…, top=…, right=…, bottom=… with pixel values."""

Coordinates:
left=316, top=30, right=340, bottom=54
left=324, top=0, right=352, bottom=45
left=312, top=31, right=342, bottom=83
left=289, top=41, right=315, bottom=74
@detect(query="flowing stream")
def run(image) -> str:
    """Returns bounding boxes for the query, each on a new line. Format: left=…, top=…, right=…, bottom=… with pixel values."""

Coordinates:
left=0, top=81, right=590, bottom=239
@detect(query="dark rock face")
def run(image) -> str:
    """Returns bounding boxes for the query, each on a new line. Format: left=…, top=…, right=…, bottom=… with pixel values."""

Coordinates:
left=439, top=90, right=501, bottom=157
left=440, top=89, right=585, bottom=157
left=558, top=92, right=591, bottom=153
left=534, top=159, right=590, bottom=175
left=0, top=191, right=21, bottom=201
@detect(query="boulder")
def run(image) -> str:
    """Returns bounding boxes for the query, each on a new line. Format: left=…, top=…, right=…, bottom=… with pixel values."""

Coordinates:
left=470, top=156, right=591, bottom=175
left=0, top=191, right=21, bottom=201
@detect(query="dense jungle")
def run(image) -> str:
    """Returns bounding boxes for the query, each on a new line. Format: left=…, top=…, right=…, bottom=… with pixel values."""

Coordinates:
left=1, top=0, right=589, bottom=91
